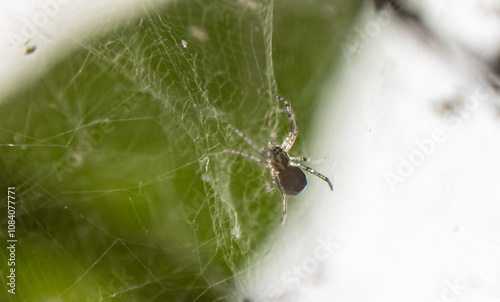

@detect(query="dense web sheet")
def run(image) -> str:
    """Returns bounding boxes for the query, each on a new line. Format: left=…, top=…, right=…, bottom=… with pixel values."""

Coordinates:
left=0, top=0, right=281, bottom=300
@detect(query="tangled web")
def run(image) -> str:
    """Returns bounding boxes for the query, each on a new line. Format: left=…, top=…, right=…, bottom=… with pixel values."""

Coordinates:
left=0, top=0, right=284, bottom=301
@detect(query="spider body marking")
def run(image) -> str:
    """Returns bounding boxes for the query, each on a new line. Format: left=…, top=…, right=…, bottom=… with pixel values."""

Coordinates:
left=225, top=94, right=333, bottom=224
left=268, top=146, right=290, bottom=171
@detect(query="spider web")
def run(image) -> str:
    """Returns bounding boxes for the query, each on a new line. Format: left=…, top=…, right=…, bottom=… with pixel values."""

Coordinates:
left=0, top=0, right=359, bottom=301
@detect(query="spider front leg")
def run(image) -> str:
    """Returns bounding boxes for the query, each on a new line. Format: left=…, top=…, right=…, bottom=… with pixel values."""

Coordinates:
left=224, top=149, right=263, bottom=165
left=227, top=123, right=262, bottom=153
left=272, top=94, right=298, bottom=152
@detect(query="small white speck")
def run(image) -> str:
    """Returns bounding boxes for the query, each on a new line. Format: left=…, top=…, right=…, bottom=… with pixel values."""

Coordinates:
left=69, top=152, right=84, bottom=167
left=231, top=224, right=241, bottom=238
left=189, top=26, right=208, bottom=42
left=181, top=40, right=188, bottom=48
left=201, top=173, right=211, bottom=182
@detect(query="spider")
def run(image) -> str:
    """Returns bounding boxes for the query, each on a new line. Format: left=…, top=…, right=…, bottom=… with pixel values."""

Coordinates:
left=224, top=94, right=333, bottom=224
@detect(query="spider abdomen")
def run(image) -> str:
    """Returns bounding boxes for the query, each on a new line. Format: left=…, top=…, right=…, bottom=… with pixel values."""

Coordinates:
left=279, top=166, right=307, bottom=195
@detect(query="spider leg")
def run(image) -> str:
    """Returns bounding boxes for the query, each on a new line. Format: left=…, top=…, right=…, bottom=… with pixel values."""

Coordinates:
left=224, top=149, right=263, bottom=165
left=266, top=169, right=277, bottom=191
left=289, top=156, right=308, bottom=162
left=290, top=162, right=333, bottom=191
left=275, top=177, right=288, bottom=224
left=272, top=94, right=297, bottom=152
left=227, top=123, right=261, bottom=153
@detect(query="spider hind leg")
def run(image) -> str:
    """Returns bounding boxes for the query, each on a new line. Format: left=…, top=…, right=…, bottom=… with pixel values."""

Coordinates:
left=276, top=178, right=288, bottom=224
left=291, top=162, right=333, bottom=191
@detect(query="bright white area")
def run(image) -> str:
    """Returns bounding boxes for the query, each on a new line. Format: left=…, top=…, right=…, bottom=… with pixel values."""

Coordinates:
left=0, top=0, right=165, bottom=102
left=407, top=0, right=500, bottom=60
left=241, top=2, right=500, bottom=302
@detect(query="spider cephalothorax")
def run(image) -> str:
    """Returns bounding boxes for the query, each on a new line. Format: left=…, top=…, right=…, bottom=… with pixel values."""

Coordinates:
left=225, top=94, right=333, bottom=223
left=268, top=145, right=289, bottom=171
